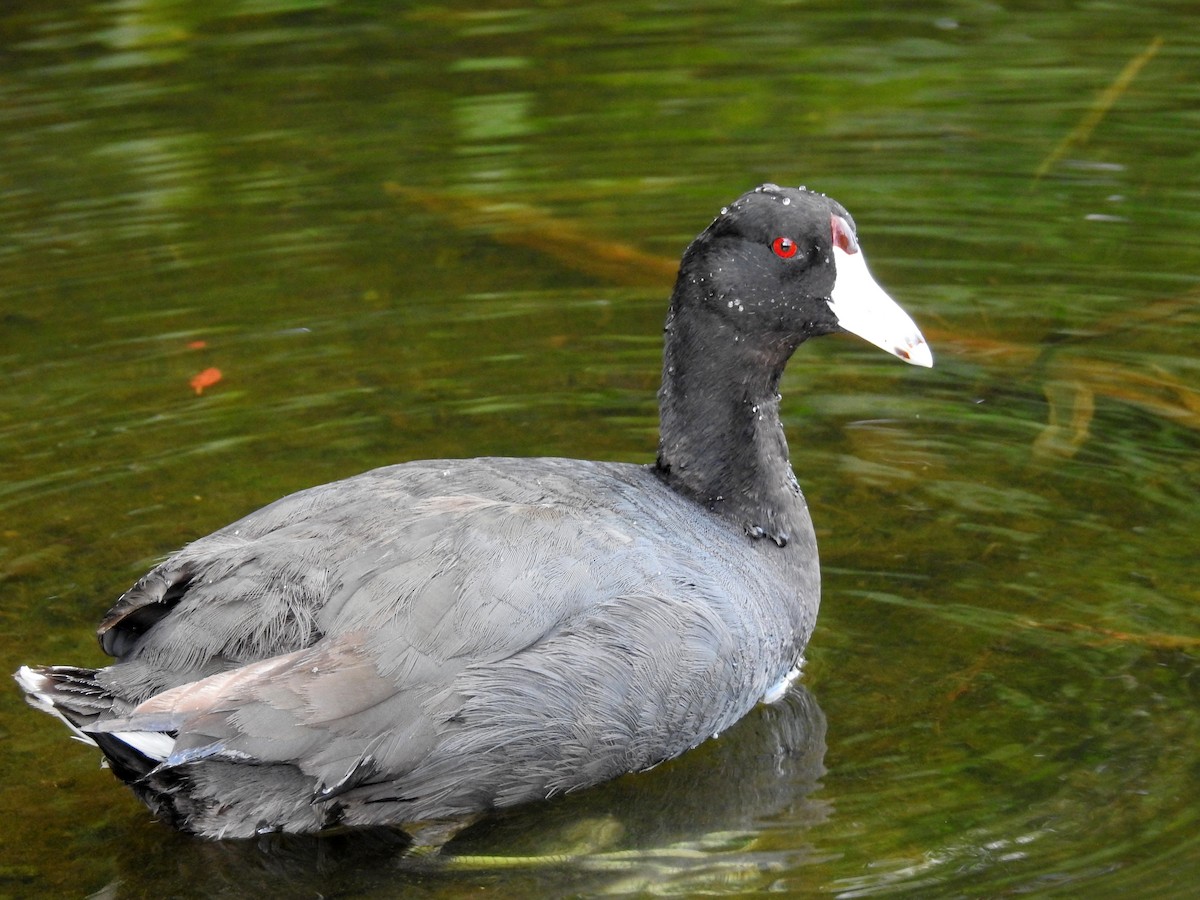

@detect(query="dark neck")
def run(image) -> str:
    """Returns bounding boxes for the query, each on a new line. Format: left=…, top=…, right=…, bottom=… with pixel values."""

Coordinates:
left=654, top=301, right=805, bottom=546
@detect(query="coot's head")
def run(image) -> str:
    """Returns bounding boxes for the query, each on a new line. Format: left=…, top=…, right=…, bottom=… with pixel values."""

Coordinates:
left=674, top=183, right=932, bottom=367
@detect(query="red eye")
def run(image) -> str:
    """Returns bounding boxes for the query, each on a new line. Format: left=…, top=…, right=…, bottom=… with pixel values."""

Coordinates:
left=831, top=215, right=859, bottom=254
left=771, top=236, right=798, bottom=259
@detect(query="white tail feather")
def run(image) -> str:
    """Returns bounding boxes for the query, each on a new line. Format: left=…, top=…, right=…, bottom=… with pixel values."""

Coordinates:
left=14, top=665, right=99, bottom=748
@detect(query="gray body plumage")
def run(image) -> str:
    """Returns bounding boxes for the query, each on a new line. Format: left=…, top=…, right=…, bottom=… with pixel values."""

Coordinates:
left=77, top=458, right=816, bottom=837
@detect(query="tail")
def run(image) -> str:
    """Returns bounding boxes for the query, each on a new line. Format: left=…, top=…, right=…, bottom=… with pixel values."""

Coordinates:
left=14, top=665, right=174, bottom=783
left=15, top=665, right=113, bottom=743
left=14, top=665, right=328, bottom=837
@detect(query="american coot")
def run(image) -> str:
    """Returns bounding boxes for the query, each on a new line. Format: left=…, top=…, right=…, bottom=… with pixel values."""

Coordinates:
left=16, top=184, right=931, bottom=842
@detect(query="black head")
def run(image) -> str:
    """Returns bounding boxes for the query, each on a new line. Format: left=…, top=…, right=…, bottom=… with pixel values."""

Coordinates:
left=673, top=184, right=931, bottom=366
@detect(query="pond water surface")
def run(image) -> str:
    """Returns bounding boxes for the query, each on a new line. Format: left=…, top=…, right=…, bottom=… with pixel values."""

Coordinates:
left=1, top=1, right=1198, bottom=897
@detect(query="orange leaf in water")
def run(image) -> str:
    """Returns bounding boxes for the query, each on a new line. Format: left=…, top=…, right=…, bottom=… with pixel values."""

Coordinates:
left=190, top=367, right=222, bottom=395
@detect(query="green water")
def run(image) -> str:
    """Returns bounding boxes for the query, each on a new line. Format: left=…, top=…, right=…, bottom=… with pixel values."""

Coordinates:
left=2, top=1, right=1198, bottom=896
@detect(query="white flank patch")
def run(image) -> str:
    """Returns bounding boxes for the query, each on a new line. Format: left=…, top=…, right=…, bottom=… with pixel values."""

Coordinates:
left=109, top=731, right=176, bottom=762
